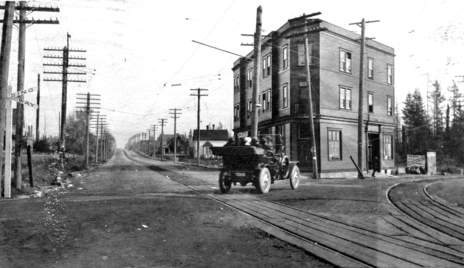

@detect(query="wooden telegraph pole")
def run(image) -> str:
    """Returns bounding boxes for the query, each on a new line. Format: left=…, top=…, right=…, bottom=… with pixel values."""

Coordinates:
left=350, top=18, right=379, bottom=179
left=44, top=33, right=86, bottom=169
left=151, top=125, right=157, bottom=157
left=286, top=12, right=325, bottom=180
left=190, top=88, right=208, bottom=166
left=0, top=2, right=60, bottom=190
left=0, top=2, right=15, bottom=198
left=76, top=93, right=100, bottom=167
left=250, top=6, right=262, bottom=139
left=35, top=73, right=43, bottom=144
left=158, top=119, right=167, bottom=160
left=169, top=108, right=182, bottom=163
left=90, top=114, right=106, bottom=164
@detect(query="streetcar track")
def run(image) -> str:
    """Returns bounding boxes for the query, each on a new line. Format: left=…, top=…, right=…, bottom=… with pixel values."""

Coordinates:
left=388, top=181, right=464, bottom=244
left=126, top=150, right=464, bottom=267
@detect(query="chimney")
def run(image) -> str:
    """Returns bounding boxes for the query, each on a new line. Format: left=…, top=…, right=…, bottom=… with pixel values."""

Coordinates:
left=213, top=124, right=215, bottom=130
left=206, top=125, right=209, bottom=130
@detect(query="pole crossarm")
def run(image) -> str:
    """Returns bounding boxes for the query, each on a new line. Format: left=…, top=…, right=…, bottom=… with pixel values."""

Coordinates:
left=44, top=71, right=86, bottom=75
left=0, top=5, right=60, bottom=12
left=288, top=12, right=322, bottom=22
left=44, top=78, right=86, bottom=83
left=0, top=18, right=59, bottom=24
left=285, top=26, right=327, bottom=39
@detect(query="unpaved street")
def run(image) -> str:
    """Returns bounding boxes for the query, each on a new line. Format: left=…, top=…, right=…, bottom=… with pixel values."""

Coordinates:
left=0, top=149, right=332, bottom=268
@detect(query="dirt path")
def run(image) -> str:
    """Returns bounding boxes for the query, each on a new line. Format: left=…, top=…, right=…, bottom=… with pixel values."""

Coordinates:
left=0, top=149, right=333, bottom=268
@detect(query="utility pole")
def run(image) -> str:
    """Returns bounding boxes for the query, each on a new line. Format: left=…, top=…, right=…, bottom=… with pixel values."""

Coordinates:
left=147, top=129, right=151, bottom=155
left=35, top=74, right=40, bottom=142
left=169, top=108, right=182, bottom=163
left=76, top=93, right=100, bottom=167
left=350, top=18, right=379, bottom=179
left=158, top=119, right=167, bottom=160
left=90, top=114, right=106, bottom=164
left=43, top=33, right=86, bottom=169
left=0, top=1, right=60, bottom=190
left=151, top=124, right=157, bottom=157
left=0, top=2, right=15, bottom=198
left=251, top=6, right=263, bottom=139
left=286, top=13, right=325, bottom=179
left=190, top=88, right=208, bottom=166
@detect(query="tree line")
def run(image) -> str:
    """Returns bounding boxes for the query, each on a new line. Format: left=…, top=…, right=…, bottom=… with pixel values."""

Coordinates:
left=34, top=110, right=116, bottom=160
left=398, top=79, right=464, bottom=167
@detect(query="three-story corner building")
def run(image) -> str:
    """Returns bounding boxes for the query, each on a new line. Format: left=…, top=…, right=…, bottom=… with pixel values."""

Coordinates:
left=232, top=18, right=396, bottom=177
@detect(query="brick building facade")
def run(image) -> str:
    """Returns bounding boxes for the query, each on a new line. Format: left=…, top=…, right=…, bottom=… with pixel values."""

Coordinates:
left=232, top=18, right=395, bottom=177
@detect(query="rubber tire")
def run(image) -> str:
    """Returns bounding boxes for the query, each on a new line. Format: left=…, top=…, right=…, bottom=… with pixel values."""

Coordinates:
left=256, top=167, right=271, bottom=194
left=219, top=169, right=232, bottom=193
left=289, top=165, right=300, bottom=190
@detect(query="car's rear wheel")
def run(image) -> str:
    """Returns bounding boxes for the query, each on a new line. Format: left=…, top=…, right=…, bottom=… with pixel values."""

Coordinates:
left=219, top=169, right=232, bottom=193
left=255, top=167, right=271, bottom=194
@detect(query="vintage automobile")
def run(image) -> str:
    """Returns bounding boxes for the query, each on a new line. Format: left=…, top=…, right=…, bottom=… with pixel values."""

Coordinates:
left=211, top=135, right=300, bottom=194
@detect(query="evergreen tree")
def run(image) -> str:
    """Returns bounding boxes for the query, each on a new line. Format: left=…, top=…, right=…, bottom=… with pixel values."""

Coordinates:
left=402, top=89, right=428, bottom=154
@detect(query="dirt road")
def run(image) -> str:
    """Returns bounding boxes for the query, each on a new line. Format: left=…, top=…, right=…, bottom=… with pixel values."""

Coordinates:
left=0, top=149, right=332, bottom=268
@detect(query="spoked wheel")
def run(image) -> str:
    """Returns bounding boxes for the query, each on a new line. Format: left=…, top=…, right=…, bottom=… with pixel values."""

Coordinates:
left=289, top=165, right=300, bottom=190
left=280, top=156, right=290, bottom=179
left=219, top=169, right=232, bottom=193
left=255, top=167, right=271, bottom=194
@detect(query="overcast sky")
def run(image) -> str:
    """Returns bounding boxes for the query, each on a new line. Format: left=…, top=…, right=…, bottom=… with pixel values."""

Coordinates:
left=2, top=0, right=464, bottom=147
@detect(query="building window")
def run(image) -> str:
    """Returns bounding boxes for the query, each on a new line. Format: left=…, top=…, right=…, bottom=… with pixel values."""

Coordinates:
left=234, top=104, right=240, bottom=121
left=262, top=91, right=271, bottom=113
left=246, top=69, right=253, bottom=89
left=247, top=100, right=252, bottom=118
left=383, top=135, right=393, bottom=160
left=339, top=86, right=351, bottom=110
left=297, top=43, right=312, bottom=66
left=262, top=54, right=271, bottom=77
left=340, top=50, right=351, bottom=73
left=328, top=130, right=341, bottom=161
left=282, top=45, right=288, bottom=69
left=368, top=58, right=374, bottom=79
left=282, top=84, right=288, bottom=108
left=387, top=96, right=393, bottom=116
left=387, top=64, right=393, bottom=84
left=368, top=92, right=374, bottom=113
left=234, top=75, right=240, bottom=92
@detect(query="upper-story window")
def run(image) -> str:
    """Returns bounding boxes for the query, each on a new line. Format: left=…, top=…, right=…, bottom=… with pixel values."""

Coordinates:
left=368, top=92, right=374, bottom=113
left=234, top=75, right=240, bottom=92
left=262, top=90, right=271, bottom=113
left=246, top=69, right=253, bottom=89
left=282, top=45, right=289, bottom=70
left=339, top=86, right=351, bottom=110
left=340, top=50, right=352, bottom=73
left=368, top=58, right=374, bottom=79
left=234, top=104, right=240, bottom=121
left=282, top=84, right=288, bottom=109
left=297, top=43, right=312, bottom=66
left=387, top=96, right=393, bottom=116
left=387, top=64, right=394, bottom=84
left=262, top=54, right=271, bottom=77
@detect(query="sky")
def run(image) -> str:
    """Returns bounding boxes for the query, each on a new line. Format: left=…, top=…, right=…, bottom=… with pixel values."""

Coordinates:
left=2, top=0, right=464, bottom=147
